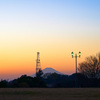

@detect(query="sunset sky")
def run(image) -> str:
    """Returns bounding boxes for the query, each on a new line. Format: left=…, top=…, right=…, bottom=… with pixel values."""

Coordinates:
left=0, top=0, right=100, bottom=80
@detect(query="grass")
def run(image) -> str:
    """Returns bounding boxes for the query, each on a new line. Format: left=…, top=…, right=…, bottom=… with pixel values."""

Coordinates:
left=0, top=88, right=100, bottom=100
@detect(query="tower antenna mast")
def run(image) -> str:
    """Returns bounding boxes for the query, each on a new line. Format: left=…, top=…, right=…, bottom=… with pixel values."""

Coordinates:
left=36, top=52, right=41, bottom=76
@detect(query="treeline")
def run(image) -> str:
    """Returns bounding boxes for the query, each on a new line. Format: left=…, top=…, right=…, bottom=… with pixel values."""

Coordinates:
left=0, top=75, right=46, bottom=88
left=0, top=73, right=100, bottom=88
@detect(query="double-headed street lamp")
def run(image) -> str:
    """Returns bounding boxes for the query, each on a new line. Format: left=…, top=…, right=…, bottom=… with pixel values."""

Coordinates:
left=71, top=51, right=81, bottom=88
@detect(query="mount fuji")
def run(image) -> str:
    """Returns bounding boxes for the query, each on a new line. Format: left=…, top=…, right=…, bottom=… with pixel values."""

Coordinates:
left=31, top=67, right=64, bottom=77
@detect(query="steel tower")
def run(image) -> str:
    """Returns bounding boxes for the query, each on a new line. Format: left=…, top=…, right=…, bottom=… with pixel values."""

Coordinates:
left=36, top=52, right=41, bottom=76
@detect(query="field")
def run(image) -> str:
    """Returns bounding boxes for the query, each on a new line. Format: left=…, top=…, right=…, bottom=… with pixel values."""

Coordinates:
left=0, top=88, right=100, bottom=100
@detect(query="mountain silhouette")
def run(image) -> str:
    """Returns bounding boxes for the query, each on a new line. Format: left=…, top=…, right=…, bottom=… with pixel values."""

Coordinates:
left=31, top=67, right=64, bottom=77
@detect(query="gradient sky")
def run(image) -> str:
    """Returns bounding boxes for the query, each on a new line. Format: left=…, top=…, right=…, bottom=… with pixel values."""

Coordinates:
left=0, top=0, right=100, bottom=80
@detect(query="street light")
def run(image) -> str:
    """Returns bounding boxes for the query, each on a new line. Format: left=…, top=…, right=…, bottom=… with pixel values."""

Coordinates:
left=79, top=52, right=81, bottom=57
left=71, top=51, right=81, bottom=88
left=71, top=52, right=74, bottom=58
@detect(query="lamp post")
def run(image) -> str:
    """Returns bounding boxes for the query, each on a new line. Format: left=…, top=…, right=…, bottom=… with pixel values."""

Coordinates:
left=71, top=51, right=81, bottom=88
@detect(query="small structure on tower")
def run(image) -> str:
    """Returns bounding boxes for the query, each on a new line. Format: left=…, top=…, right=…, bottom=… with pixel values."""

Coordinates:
left=36, top=52, right=41, bottom=77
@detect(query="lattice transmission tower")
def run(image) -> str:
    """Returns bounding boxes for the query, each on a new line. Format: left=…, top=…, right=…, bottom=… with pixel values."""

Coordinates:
left=36, top=52, right=41, bottom=76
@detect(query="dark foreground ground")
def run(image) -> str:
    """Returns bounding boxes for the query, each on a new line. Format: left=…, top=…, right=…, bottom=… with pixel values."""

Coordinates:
left=0, top=88, right=100, bottom=100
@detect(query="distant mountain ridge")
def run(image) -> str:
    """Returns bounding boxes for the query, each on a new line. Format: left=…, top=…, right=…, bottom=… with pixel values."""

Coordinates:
left=31, top=67, right=64, bottom=77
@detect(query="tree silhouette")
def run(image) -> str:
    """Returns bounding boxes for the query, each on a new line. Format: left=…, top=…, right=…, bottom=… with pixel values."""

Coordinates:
left=0, top=80, right=8, bottom=87
left=78, top=53, right=100, bottom=79
left=36, top=69, right=43, bottom=78
left=9, top=74, right=46, bottom=88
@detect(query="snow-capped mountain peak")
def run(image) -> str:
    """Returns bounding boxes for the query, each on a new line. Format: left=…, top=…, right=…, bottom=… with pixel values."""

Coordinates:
left=31, top=67, right=64, bottom=77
